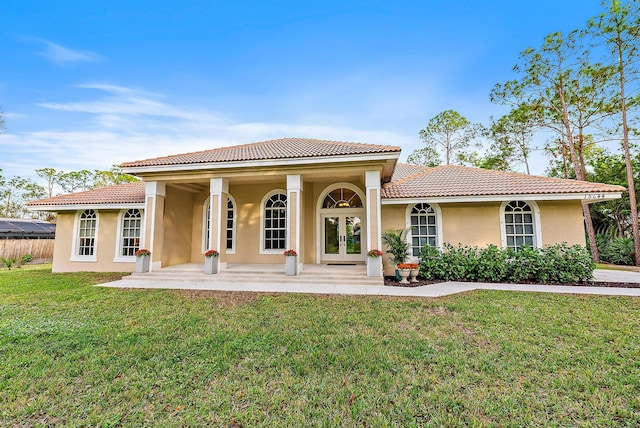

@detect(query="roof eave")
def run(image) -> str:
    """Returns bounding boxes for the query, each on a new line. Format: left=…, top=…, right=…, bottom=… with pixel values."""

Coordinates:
left=381, top=192, right=624, bottom=204
left=27, top=202, right=146, bottom=212
left=122, top=152, right=402, bottom=175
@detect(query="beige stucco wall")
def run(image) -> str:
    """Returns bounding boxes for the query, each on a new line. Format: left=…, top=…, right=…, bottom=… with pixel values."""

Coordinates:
left=538, top=200, right=586, bottom=246
left=52, top=210, right=137, bottom=273
left=162, top=186, right=194, bottom=266
left=380, top=200, right=588, bottom=275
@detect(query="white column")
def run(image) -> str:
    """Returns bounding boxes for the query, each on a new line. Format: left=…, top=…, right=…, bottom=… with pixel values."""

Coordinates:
left=143, top=181, right=166, bottom=272
left=287, top=174, right=303, bottom=273
left=210, top=178, right=229, bottom=271
left=365, top=170, right=382, bottom=277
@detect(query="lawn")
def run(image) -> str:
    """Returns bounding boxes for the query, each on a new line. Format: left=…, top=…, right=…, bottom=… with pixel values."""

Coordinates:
left=1, top=265, right=639, bottom=426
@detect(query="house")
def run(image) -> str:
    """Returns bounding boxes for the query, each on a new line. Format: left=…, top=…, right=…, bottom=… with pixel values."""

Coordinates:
left=27, top=138, right=625, bottom=276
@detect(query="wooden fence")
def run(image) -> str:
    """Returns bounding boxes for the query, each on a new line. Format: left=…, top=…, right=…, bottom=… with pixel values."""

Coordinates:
left=0, top=239, right=55, bottom=261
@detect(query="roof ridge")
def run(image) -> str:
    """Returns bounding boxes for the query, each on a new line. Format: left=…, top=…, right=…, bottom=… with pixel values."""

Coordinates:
left=385, top=164, right=434, bottom=187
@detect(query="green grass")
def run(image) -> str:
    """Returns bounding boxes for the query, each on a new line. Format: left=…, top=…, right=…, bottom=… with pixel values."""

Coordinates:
left=1, top=266, right=639, bottom=426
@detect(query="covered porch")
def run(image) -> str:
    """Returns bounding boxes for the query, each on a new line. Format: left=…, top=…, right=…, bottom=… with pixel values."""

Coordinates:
left=139, top=165, right=390, bottom=277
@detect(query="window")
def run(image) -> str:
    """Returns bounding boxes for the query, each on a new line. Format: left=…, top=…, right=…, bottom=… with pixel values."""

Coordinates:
left=203, top=198, right=211, bottom=252
left=263, top=192, right=287, bottom=251
left=322, top=187, right=363, bottom=208
left=76, top=209, right=97, bottom=258
left=226, top=197, right=235, bottom=253
left=202, top=196, right=235, bottom=252
left=120, top=209, right=142, bottom=257
left=503, top=201, right=535, bottom=250
left=409, top=203, right=438, bottom=257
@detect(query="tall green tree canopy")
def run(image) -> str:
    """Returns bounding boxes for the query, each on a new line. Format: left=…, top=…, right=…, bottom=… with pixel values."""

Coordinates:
left=410, top=110, right=480, bottom=166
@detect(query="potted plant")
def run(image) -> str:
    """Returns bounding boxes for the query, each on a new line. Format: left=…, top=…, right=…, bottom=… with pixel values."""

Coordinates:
left=366, top=249, right=384, bottom=277
left=381, top=228, right=410, bottom=280
left=283, top=249, right=298, bottom=276
left=204, top=249, right=219, bottom=274
left=406, top=262, right=420, bottom=283
left=397, top=263, right=414, bottom=284
left=134, top=248, right=151, bottom=273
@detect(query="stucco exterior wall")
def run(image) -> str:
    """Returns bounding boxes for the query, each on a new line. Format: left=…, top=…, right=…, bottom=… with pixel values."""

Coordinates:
left=52, top=210, right=137, bottom=273
left=538, top=200, right=586, bottom=246
left=162, top=187, right=194, bottom=267
left=380, top=200, right=588, bottom=275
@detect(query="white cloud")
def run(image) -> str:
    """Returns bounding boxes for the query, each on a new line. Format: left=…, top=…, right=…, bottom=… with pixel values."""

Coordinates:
left=1, top=84, right=415, bottom=180
left=34, top=38, right=101, bottom=66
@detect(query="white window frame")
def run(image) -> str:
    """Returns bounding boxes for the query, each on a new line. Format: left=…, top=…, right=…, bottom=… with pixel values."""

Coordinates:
left=405, top=202, right=443, bottom=260
left=202, top=195, right=236, bottom=254
left=500, top=200, right=542, bottom=250
left=202, top=196, right=212, bottom=253
left=260, top=189, right=287, bottom=254
left=225, top=195, right=236, bottom=255
left=70, top=209, right=99, bottom=262
left=113, top=208, right=143, bottom=263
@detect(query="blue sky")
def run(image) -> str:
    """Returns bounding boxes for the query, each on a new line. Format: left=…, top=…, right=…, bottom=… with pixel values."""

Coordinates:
left=0, top=0, right=605, bottom=181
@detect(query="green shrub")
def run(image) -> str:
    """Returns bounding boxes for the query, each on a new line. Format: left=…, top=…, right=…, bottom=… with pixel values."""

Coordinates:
left=418, top=242, right=594, bottom=284
left=1, top=257, right=19, bottom=270
left=21, top=254, right=34, bottom=264
left=596, top=234, right=634, bottom=266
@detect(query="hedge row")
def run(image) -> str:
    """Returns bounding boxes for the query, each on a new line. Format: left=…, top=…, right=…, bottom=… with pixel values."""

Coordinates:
left=418, top=243, right=595, bottom=284
left=596, top=234, right=635, bottom=266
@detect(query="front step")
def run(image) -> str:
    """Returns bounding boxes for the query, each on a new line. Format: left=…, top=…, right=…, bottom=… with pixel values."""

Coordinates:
left=125, top=265, right=383, bottom=286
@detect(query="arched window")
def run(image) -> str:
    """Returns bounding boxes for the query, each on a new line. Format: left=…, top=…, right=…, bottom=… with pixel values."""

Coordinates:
left=322, top=187, right=363, bottom=209
left=408, top=203, right=438, bottom=257
left=76, top=209, right=97, bottom=257
left=202, top=196, right=235, bottom=252
left=503, top=201, right=536, bottom=251
left=263, top=191, right=287, bottom=251
left=120, top=209, right=142, bottom=257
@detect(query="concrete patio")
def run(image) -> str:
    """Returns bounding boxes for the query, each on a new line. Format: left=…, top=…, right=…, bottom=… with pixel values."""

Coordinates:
left=98, top=264, right=640, bottom=298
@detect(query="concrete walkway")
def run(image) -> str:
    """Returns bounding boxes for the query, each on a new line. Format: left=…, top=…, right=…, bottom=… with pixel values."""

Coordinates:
left=99, top=269, right=640, bottom=298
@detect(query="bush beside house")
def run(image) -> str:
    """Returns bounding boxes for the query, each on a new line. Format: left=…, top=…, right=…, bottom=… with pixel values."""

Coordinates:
left=418, top=243, right=595, bottom=284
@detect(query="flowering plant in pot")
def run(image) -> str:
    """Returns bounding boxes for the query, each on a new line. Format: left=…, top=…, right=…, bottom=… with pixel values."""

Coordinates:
left=134, top=248, right=151, bottom=273
left=204, top=249, right=219, bottom=274
left=283, top=249, right=298, bottom=275
left=366, top=249, right=384, bottom=277
left=398, top=263, right=420, bottom=283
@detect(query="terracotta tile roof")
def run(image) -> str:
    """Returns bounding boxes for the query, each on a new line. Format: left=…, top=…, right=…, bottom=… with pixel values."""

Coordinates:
left=121, top=138, right=402, bottom=168
left=381, top=164, right=626, bottom=198
left=27, top=182, right=145, bottom=207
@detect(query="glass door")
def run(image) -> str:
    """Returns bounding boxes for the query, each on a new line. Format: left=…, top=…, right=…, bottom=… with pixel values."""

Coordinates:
left=321, top=213, right=364, bottom=262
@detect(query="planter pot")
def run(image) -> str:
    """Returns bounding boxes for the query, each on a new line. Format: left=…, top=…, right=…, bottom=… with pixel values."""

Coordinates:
left=285, top=255, right=298, bottom=276
left=409, top=268, right=419, bottom=283
left=367, top=256, right=382, bottom=277
left=135, top=256, right=150, bottom=273
left=398, top=268, right=410, bottom=284
left=204, top=256, right=218, bottom=274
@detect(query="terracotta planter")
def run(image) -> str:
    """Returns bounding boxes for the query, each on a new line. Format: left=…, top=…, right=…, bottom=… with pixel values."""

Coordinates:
left=398, top=268, right=410, bottom=284
left=367, top=256, right=382, bottom=277
left=285, top=255, right=298, bottom=276
left=204, top=256, right=218, bottom=274
left=135, top=256, right=150, bottom=273
left=409, top=268, right=419, bottom=283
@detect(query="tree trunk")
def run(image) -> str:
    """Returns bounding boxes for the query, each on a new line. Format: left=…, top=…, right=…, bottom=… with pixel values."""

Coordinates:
left=617, top=39, right=640, bottom=265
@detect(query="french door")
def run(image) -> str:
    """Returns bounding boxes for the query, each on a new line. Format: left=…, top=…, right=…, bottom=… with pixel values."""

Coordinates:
left=321, top=213, right=365, bottom=262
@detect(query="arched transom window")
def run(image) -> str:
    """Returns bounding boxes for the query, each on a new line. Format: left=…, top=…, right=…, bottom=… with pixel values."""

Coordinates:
left=264, top=193, right=287, bottom=250
left=409, top=203, right=437, bottom=256
left=77, top=209, right=97, bottom=256
left=504, top=201, right=535, bottom=250
left=322, top=187, right=363, bottom=209
left=121, top=209, right=142, bottom=256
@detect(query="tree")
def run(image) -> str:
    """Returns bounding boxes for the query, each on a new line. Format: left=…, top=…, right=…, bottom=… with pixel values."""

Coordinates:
left=589, top=0, right=640, bottom=265
left=490, top=31, right=611, bottom=261
left=413, top=110, right=480, bottom=165
left=0, top=107, right=5, bottom=134
left=35, top=167, right=62, bottom=199
left=406, top=146, right=441, bottom=167
left=93, top=165, right=138, bottom=188
left=484, top=106, right=538, bottom=174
